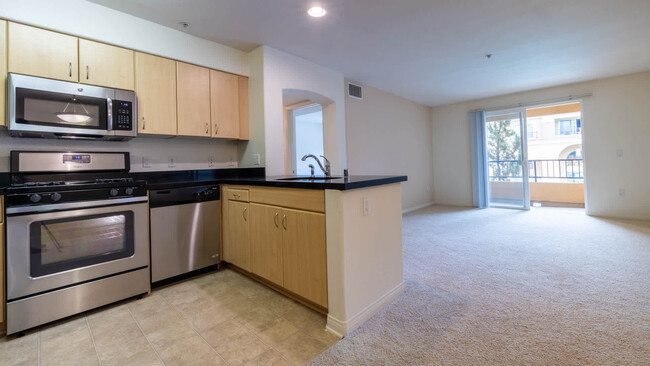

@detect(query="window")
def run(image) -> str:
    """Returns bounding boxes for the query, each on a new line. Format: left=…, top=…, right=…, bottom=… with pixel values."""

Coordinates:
left=527, top=123, right=537, bottom=139
left=555, top=118, right=581, bottom=135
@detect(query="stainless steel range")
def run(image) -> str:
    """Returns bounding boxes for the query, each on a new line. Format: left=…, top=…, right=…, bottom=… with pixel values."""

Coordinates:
left=4, top=151, right=150, bottom=335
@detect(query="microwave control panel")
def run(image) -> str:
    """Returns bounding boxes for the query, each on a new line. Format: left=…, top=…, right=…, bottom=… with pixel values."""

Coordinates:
left=113, top=101, right=133, bottom=131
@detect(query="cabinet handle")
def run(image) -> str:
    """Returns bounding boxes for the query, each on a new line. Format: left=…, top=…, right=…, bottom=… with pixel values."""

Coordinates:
left=86, top=65, right=89, bottom=80
left=282, top=214, right=287, bottom=230
left=243, top=207, right=248, bottom=221
left=205, top=122, right=209, bottom=134
left=233, top=193, right=241, bottom=198
left=214, top=123, right=219, bottom=135
left=69, top=62, right=72, bottom=77
left=274, top=212, right=279, bottom=228
left=142, top=117, right=146, bottom=130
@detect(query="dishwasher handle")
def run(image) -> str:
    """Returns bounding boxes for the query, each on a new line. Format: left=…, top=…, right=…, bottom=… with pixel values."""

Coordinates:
left=150, top=185, right=220, bottom=208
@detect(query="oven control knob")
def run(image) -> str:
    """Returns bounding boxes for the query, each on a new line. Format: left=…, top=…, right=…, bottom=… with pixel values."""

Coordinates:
left=110, top=188, right=119, bottom=197
left=51, top=192, right=62, bottom=202
left=30, top=194, right=42, bottom=203
left=125, top=187, right=134, bottom=195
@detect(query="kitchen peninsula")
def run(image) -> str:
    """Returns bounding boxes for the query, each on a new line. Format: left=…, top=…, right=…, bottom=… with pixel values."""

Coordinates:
left=144, top=170, right=407, bottom=337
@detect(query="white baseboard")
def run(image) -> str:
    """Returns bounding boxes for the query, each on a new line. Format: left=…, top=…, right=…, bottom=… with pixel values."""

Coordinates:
left=326, top=281, right=405, bottom=338
left=402, top=201, right=435, bottom=214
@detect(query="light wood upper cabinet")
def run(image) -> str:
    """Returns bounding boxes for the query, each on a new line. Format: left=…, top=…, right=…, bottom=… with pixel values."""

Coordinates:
left=79, top=39, right=134, bottom=90
left=1, top=20, right=6, bottom=127
left=238, top=76, right=250, bottom=140
left=282, top=208, right=328, bottom=308
left=8, top=22, right=78, bottom=82
left=250, top=203, right=284, bottom=286
left=210, top=70, right=239, bottom=139
left=177, top=62, right=211, bottom=137
left=135, top=52, right=177, bottom=135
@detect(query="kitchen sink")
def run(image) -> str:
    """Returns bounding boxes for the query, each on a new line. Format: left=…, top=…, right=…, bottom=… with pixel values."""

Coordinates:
left=276, top=176, right=342, bottom=181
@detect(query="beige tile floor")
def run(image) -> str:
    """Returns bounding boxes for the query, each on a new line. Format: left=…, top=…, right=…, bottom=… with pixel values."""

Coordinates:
left=0, top=268, right=340, bottom=366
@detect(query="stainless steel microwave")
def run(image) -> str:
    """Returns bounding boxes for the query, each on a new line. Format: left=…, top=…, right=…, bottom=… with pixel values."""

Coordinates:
left=7, top=73, right=137, bottom=141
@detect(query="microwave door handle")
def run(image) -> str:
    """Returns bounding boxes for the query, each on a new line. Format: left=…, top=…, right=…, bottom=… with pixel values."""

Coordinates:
left=107, top=98, right=113, bottom=131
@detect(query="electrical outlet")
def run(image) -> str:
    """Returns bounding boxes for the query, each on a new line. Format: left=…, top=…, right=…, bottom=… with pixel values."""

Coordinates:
left=208, top=156, right=216, bottom=167
left=618, top=188, right=626, bottom=197
left=363, top=197, right=370, bottom=216
left=253, top=154, right=261, bottom=165
left=142, top=157, right=151, bottom=168
left=616, top=149, right=624, bottom=158
left=168, top=157, right=176, bottom=168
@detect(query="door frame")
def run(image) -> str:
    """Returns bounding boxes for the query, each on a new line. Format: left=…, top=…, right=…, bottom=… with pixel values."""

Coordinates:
left=484, top=107, right=530, bottom=210
left=286, top=102, right=323, bottom=175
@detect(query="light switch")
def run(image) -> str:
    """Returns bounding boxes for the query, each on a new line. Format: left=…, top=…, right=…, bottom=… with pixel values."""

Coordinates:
left=253, top=154, right=261, bottom=165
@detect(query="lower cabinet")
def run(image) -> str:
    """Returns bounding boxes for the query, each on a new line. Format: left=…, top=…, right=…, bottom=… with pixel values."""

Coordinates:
left=250, top=203, right=283, bottom=286
left=223, top=186, right=328, bottom=309
left=281, top=208, right=327, bottom=308
left=226, top=200, right=251, bottom=271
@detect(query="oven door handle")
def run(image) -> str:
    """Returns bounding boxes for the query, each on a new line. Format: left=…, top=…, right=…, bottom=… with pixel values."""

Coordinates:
left=6, top=196, right=148, bottom=215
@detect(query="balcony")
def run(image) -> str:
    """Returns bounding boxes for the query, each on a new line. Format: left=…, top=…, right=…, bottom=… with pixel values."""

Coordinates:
left=488, top=159, right=584, bottom=205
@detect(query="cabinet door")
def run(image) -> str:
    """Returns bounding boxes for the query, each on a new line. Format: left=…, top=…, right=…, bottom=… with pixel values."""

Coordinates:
left=177, top=62, right=211, bottom=137
left=135, top=52, right=177, bottom=135
left=210, top=70, right=239, bottom=139
left=227, top=200, right=251, bottom=271
left=1, top=20, right=6, bottom=127
left=250, top=203, right=283, bottom=286
left=238, top=76, right=250, bottom=140
left=79, top=39, right=134, bottom=90
left=8, top=22, right=78, bottom=82
left=282, top=208, right=327, bottom=308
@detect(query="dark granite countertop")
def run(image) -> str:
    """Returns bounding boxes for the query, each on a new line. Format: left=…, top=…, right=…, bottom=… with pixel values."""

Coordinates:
left=0, top=168, right=407, bottom=193
left=144, top=173, right=407, bottom=191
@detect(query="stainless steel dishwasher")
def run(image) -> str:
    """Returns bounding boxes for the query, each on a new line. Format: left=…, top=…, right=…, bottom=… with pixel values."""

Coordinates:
left=149, top=185, right=221, bottom=284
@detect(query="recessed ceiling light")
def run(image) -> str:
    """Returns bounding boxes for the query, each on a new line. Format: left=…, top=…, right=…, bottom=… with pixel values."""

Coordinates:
left=308, top=6, right=326, bottom=17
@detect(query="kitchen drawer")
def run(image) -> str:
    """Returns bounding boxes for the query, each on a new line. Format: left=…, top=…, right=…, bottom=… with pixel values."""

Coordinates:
left=249, top=187, right=325, bottom=213
left=227, top=188, right=249, bottom=202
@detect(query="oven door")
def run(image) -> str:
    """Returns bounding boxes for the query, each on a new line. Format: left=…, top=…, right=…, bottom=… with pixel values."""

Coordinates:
left=6, top=197, right=149, bottom=301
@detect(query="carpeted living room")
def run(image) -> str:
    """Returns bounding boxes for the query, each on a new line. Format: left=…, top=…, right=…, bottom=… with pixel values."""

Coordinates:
left=311, top=205, right=650, bottom=365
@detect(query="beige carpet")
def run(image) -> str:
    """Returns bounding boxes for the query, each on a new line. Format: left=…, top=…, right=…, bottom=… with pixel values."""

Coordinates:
left=310, top=205, right=650, bottom=365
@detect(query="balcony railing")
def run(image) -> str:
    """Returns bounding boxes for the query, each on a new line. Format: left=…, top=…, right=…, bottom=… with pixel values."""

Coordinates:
left=488, top=159, right=583, bottom=183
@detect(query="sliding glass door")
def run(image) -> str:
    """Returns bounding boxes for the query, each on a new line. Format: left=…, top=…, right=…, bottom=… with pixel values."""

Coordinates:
left=485, top=108, right=530, bottom=209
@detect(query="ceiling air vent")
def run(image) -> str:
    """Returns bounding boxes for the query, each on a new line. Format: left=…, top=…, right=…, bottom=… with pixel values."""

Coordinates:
left=348, top=82, right=363, bottom=100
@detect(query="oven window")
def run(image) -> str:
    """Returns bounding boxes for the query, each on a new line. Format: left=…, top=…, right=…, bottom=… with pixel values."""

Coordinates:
left=30, top=211, right=134, bottom=277
left=16, top=87, right=107, bottom=129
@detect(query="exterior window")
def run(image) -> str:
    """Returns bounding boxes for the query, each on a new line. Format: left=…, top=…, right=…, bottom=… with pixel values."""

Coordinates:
left=527, top=123, right=537, bottom=139
left=555, top=118, right=581, bottom=135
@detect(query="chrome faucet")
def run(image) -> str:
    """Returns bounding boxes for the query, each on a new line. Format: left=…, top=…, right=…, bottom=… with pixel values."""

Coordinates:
left=301, top=154, right=331, bottom=177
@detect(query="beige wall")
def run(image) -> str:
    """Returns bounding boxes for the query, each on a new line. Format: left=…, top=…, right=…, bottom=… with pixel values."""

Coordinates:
left=346, top=83, right=434, bottom=211
left=245, top=46, right=346, bottom=175
left=432, top=71, right=650, bottom=220
left=325, top=183, right=404, bottom=336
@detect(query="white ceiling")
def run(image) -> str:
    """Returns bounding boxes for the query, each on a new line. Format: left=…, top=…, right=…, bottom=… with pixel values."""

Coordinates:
left=88, top=0, right=650, bottom=107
